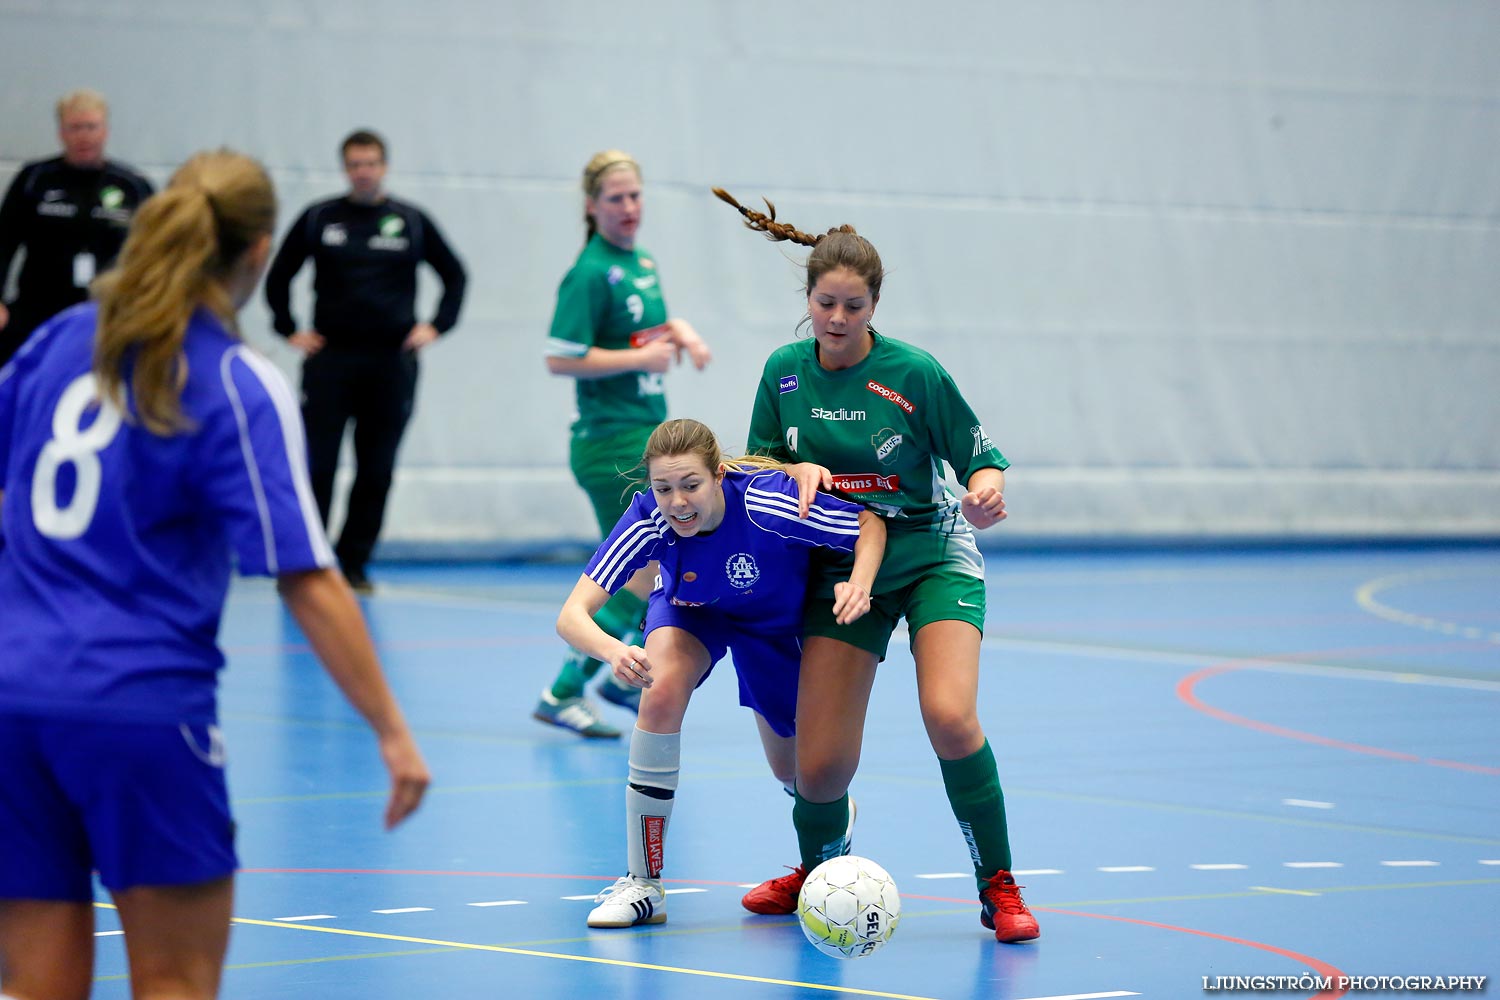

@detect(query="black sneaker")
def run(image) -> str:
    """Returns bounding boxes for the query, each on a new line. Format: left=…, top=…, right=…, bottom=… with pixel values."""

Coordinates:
left=343, top=567, right=375, bottom=595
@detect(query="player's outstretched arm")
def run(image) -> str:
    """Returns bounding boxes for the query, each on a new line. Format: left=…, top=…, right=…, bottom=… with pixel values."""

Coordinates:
left=557, top=574, right=653, bottom=688
left=831, top=509, right=886, bottom=625
left=277, top=567, right=430, bottom=829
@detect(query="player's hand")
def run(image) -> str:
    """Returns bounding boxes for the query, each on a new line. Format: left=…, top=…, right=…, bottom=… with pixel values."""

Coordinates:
left=611, top=645, right=653, bottom=689
left=289, top=329, right=325, bottom=356
left=786, top=462, right=833, bottom=518
left=378, top=730, right=430, bottom=831
left=0, top=302, right=9, bottom=331
left=636, top=338, right=675, bottom=374
left=831, top=581, right=872, bottom=625
left=403, top=322, right=439, bottom=352
left=667, top=319, right=712, bottom=371
left=960, top=486, right=1007, bottom=529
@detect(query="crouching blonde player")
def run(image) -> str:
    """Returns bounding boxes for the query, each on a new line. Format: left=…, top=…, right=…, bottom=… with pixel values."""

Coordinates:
left=556, top=418, right=884, bottom=927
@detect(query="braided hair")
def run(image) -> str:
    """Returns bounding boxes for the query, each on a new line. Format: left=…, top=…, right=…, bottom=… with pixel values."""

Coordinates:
left=712, top=187, right=884, bottom=301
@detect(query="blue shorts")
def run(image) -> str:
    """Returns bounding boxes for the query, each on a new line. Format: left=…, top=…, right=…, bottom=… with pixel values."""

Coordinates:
left=644, top=601, right=802, bottom=737
left=0, top=712, right=238, bottom=900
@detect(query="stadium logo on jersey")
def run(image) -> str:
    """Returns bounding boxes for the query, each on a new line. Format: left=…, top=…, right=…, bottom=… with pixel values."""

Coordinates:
left=779, top=375, right=798, bottom=394
left=785, top=427, right=799, bottom=453
left=866, top=380, right=915, bottom=414
left=99, top=185, right=125, bottom=209
left=637, top=372, right=665, bottom=396
left=633, top=274, right=658, bottom=290
left=379, top=215, right=405, bottom=237
left=872, top=428, right=903, bottom=466
left=607, top=265, right=625, bottom=285
left=321, top=223, right=348, bottom=246
left=970, top=424, right=995, bottom=457
left=831, top=473, right=901, bottom=493
left=670, top=596, right=710, bottom=607
left=725, top=552, right=761, bottom=589
left=43, top=188, right=66, bottom=201
left=812, top=407, right=865, bottom=422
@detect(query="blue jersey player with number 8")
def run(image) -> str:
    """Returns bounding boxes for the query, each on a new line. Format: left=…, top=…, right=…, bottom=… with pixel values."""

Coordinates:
left=0, top=150, right=429, bottom=1000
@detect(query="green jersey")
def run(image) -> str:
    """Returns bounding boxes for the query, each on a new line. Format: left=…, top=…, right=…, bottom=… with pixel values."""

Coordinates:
left=545, top=233, right=670, bottom=437
left=747, top=332, right=1008, bottom=534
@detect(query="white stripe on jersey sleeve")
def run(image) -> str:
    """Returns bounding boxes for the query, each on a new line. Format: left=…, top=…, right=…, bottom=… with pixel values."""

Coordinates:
left=744, top=486, right=861, bottom=535
left=545, top=337, right=591, bottom=358
left=590, top=510, right=667, bottom=591
left=221, top=353, right=278, bottom=573
left=222, top=348, right=336, bottom=570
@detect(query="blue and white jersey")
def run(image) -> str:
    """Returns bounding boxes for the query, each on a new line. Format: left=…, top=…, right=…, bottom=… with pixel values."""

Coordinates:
left=0, top=303, right=333, bottom=722
left=585, top=467, right=863, bottom=635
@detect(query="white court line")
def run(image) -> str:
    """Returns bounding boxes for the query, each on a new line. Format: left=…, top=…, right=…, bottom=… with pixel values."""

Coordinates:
left=1284, top=862, right=1342, bottom=868
left=983, top=635, right=1500, bottom=692
left=566, top=888, right=708, bottom=899
left=1191, top=864, right=1248, bottom=870
left=373, top=907, right=433, bottom=914
left=275, top=913, right=336, bottom=921
left=665, top=888, right=708, bottom=895
left=468, top=900, right=527, bottom=907
left=1014, top=868, right=1065, bottom=876
left=1381, top=860, right=1439, bottom=867
left=1098, top=866, right=1154, bottom=873
left=94, top=930, right=125, bottom=937
left=1481, top=860, right=1500, bottom=865
left=915, top=872, right=970, bottom=880
left=1282, top=798, right=1334, bottom=809
left=562, top=894, right=598, bottom=901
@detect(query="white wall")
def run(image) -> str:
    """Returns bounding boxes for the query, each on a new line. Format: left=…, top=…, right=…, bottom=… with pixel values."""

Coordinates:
left=3, top=0, right=1497, bottom=549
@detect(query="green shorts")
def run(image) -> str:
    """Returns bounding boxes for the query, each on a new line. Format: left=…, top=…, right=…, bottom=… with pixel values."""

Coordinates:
left=570, top=424, right=656, bottom=537
left=802, top=527, right=987, bottom=660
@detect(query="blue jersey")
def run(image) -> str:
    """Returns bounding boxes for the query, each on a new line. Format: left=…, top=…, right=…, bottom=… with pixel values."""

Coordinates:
left=0, top=303, right=333, bottom=722
left=585, top=467, right=863, bottom=635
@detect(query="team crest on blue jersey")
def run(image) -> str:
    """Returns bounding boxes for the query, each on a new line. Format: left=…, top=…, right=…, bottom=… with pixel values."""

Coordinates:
left=725, top=552, right=761, bottom=589
left=607, top=265, right=625, bottom=285
left=779, top=375, right=798, bottom=394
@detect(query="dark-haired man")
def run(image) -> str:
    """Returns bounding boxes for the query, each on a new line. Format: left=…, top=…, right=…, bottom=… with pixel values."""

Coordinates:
left=266, top=130, right=466, bottom=592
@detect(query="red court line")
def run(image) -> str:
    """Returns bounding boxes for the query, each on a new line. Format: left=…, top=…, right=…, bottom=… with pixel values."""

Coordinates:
left=1176, top=659, right=1500, bottom=776
left=241, top=868, right=752, bottom=886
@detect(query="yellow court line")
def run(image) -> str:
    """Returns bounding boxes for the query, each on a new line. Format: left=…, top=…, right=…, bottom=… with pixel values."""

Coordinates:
left=232, top=916, right=938, bottom=1000
left=1249, top=885, right=1320, bottom=897
left=1355, top=568, right=1500, bottom=645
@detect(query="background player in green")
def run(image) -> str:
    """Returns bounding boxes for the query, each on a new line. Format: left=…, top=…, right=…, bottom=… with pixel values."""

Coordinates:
left=714, top=188, right=1040, bottom=943
left=535, top=150, right=712, bottom=738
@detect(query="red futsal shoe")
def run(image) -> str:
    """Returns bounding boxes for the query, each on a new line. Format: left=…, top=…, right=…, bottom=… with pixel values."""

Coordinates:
left=979, top=870, right=1041, bottom=942
left=740, top=865, right=808, bottom=915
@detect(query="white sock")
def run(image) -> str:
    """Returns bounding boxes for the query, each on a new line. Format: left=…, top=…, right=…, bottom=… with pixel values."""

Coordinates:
left=626, top=727, right=680, bottom=880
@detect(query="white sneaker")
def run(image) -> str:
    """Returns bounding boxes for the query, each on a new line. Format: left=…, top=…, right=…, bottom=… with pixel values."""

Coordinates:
left=587, top=874, right=667, bottom=928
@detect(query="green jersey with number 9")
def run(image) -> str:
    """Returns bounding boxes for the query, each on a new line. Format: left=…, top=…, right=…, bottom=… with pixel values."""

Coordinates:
left=544, top=233, right=670, bottom=438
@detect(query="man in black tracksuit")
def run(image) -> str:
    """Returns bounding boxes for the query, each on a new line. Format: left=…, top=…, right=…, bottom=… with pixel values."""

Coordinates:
left=265, top=129, right=466, bottom=592
left=0, top=89, right=153, bottom=365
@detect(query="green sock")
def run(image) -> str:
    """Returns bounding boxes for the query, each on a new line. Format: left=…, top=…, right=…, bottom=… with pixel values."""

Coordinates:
left=793, top=791, right=851, bottom=870
left=549, top=589, right=650, bottom=699
left=938, top=739, right=1014, bottom=891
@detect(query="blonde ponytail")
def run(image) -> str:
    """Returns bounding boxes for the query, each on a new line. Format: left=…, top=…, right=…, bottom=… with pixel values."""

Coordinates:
left=92, top=150, right=275, bottom=435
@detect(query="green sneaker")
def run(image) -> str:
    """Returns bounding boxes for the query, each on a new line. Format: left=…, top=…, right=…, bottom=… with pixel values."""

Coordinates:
left=597, top=675, right=641, bottom=714
left=532, top=689, right=621, bottom=739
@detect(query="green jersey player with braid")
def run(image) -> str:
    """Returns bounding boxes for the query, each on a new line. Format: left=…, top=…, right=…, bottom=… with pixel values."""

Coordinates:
left=535, top=151, right=712, bottom=738
left=714, top=188, right=1040, bottom=943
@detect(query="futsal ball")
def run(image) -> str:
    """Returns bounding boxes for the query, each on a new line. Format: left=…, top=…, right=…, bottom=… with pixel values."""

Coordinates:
left=797, top=855, right=901, bottom=959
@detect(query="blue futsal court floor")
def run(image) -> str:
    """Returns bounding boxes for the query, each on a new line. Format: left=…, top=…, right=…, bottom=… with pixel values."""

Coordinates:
left=87, top=545, right=1499, bottom=998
